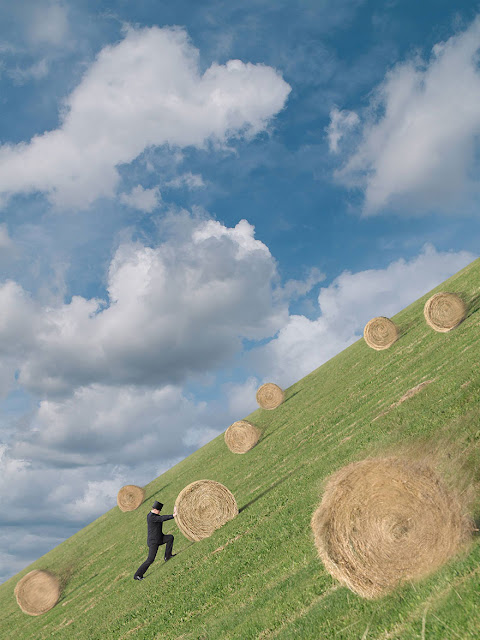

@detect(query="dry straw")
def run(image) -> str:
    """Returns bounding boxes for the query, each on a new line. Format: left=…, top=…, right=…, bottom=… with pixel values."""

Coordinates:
left=14, top=570, right=61, bottom=616
left=363, top=316, right=399, bottom=350
left=174, top=480, right=238, bottom=541
left=311, top=456, right=475, bottom=600
left=256, top=382, right=285, bottom=410
left=224, top=420, right=261, bottom=454
left=117, top=485, right=145, bottom=512
left=424, top=292, right=467, bottom=332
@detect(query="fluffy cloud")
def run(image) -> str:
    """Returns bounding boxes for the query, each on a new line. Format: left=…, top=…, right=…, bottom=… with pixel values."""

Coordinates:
left=334, top=16, right=480, bottom=214
left=248, top=244, right=477, bottom=388
left=0, top=215, right=288, bottom=399
left=0, top=25, right=291, bottom=209
left=120, top=185, right=161, bottom=212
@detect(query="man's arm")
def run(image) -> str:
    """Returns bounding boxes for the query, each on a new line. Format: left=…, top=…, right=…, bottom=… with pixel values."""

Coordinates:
left=149, top=513, right=174, bottom=522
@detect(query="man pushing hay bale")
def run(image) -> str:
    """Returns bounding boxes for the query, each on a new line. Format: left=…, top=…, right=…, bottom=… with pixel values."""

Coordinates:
left=424, top=292, right=467, bottom=332
left=363, top=316, right=398, bottom=350
left=311, top=456, right=475, bottom=600
left=174, top=480, right=238, bottom=541
left=14, top=570, right=61, bottom=615
left=225, top=420, right=261, bottom=454
left=117, top=485, right=145, bottom=512
left=256, top=383, right=284, bottom=410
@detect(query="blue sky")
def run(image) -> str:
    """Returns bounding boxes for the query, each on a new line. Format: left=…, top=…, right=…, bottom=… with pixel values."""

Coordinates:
left=1, top=0, right=480, bottom=583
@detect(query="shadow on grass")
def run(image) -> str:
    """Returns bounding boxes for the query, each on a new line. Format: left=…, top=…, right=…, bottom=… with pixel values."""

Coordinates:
left=284, top=390, right=301, bottom=404
left=238, top=465, right=305, bottom=514
left=57, top=571, right=99, bottom=602
left=144, top=484, right=171, bottom=505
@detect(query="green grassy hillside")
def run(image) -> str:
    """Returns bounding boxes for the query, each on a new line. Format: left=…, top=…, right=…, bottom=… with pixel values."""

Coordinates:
left=1, top=258, right=480, bottom=640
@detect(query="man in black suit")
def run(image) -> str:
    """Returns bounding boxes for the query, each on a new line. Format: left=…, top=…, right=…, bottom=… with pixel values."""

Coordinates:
left=134, top=500, right=177, bottom=580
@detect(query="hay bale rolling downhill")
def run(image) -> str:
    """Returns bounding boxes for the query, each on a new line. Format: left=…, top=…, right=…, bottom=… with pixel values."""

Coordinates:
left=311, top=457, right=475, bottom=600
left=14, top=570, right=61, bottom=616
left=224, top=420, right=261, bottom=454
left=174, top=480, right=238, bottom=542
left=117, top=485, right=145, bottom=512
left=424, top=292, right=467, bottom=332
left=256, top=383, right=285, bottom=409
left=363, top=317, right=398, bottom=350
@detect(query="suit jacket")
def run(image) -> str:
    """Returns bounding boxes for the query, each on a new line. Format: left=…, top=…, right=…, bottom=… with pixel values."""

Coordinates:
left=146, top=511, right=174, bottom=546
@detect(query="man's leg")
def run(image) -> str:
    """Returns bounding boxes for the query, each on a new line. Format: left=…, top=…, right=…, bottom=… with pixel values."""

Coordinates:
left=134, top=544, right=159, bottom=578
left=163, top=534, right=174, bottom=560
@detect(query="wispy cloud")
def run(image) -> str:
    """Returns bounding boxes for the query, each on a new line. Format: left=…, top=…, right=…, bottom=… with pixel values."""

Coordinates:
left=119, top=185, right=161, bottom=212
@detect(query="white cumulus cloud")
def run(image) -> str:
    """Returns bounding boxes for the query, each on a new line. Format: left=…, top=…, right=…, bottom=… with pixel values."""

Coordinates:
left=335, top=16, right=480, bottom=215
left=0, top=214, right=288, bottom=398
left=0, top=25, right=291, bottom=209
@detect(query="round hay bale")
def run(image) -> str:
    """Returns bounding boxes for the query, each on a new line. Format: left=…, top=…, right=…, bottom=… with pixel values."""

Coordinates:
left=311, top=457, right=473, bottom=600
left=14, top=570, right=60, bottom=616
left=224, top=420, right=261, bottom=454
left=256, top=383, right=285, bottom=410
left=363, top=317, right=398, bottom=350
left=174, top=480, right=238, bottom=541
left=117, top=485, right=145, bottom=512
left=424, top=292, right=466, bottom=332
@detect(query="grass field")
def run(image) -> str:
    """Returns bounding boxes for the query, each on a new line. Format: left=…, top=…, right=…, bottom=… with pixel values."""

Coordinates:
left=1, top=258, right=480, bottom=640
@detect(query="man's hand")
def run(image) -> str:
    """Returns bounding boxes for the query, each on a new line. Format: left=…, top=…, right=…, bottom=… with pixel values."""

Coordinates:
left=173, top=505, right=177, bottom=517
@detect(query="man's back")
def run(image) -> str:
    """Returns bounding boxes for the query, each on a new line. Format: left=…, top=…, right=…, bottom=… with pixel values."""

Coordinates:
left=146, top=511, right=174, bottom=545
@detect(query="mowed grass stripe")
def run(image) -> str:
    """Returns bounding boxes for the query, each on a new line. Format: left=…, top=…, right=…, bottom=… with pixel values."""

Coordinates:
left=0, top=257, right=479, bottom=639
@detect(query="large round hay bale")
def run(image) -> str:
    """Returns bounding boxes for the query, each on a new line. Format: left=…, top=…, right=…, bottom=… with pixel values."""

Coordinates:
left=424, top=292, right=466, bottom=332
left=256, top=383, right=285, bottom=410
left=363, top=316, right=398, bottom=350
left=174, top=480, right=238, bottom=541
left=311, top=457, right=473, bottom=599
left=14, top=570, right=60, bottom=616
left=225, top=420, right=261, bottom=454
left=117, top=485, right=145, bottom=512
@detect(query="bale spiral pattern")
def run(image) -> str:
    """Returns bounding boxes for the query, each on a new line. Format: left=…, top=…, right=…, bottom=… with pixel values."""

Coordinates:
left=14, top=570, right=60, bottom=616
left=311, top=457, right=473, bottom=599
left=424, top=292, right=466, bottom=332
left=174, top=480, right=238, bottom=541
left=225, top=420, right=261, bottom=454
left=256, top=383, right=285, bottom=410
left=117, top=485, right=145, bottom=512
left=363, top=317, right=398, bottom=350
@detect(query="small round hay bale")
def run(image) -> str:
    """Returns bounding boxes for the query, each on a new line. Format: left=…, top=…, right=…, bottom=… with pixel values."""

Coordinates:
left=174, top=480, right=238, bottom=542
left=117, top=485, right=145, bottom=512
left=311, top=457, right=472, bottom=600
left=14, top=570, right=60, bottom=616
left=225, top=420, right=261, bottom=454
left=256, top=383, right=285, bottom=410
left=363, top=317, right=398, bottom=350
left=424, top=292, right=466, bottom=332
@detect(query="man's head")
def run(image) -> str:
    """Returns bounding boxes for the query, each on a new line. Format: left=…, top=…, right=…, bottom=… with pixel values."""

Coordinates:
left=152, top=500, right=163, bottom=514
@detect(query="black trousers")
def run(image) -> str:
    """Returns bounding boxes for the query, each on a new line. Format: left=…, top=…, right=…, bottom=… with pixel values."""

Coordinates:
left=134, top=535, right=174, bottom=577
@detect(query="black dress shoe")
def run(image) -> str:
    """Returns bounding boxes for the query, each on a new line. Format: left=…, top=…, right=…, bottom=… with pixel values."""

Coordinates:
left=164, top=554, right=177, bottom=562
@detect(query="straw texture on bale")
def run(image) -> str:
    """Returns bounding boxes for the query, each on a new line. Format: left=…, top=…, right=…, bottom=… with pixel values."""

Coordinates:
left=311, top=457, right=474, bottom=600
left=256, top=383, right=285, bottom=410
left=174, top=480, right=238, bottom=541
left=423, top=292, right=467, bottom=332
left=225, top=420, right=261, bottom=454
left=14, top=570, right=60, bottom=616
left=117, top=485, right=145, bottom=512
left=363, top=316, right=398, bottom=350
